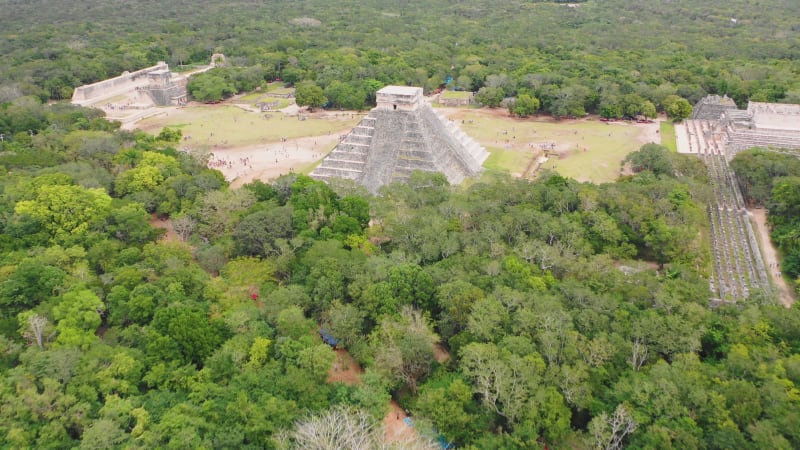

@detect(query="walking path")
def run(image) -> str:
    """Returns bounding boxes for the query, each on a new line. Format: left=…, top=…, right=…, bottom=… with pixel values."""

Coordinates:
left=324, top=344, right=451, bottom=445
left=749, top=208, right=795, bottom=306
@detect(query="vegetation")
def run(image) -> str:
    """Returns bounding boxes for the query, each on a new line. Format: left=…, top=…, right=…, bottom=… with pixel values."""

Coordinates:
left=2, top=1, right=800, bottom=448
left=660, top=121, right=678, bottom=153
left=0, top=100, right=798, bottom=448
left=2, top=0, right=799, bottom=113
left=732, top=149, right=800, bottom=279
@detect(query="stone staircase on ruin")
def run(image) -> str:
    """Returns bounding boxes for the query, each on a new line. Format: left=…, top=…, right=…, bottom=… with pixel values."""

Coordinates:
left=310, top=116, right=375, bottom=183
left=686, top=119, right=770, bottom=302
left=311, top=104, right=489, bottom=193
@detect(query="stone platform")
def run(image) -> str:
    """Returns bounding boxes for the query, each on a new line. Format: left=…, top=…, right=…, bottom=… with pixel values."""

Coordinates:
left=311, top=86, right=489, bottom=193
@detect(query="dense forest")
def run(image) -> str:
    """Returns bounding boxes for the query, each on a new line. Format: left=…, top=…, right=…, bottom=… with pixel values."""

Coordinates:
left=2, top=0, right=800, bottom=115
left=1, top=100, right=799, bottom=448
left=2, top=0, right=800, bottom=448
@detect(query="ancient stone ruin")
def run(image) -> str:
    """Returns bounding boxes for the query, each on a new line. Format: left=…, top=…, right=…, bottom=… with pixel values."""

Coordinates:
left=691, top=95, right=800, bottom=154
left=71, top=62, right=187, bottom=107
left=681, top=95, right=800, bottom=302
left=311, top=86, right=489, bottom=193
left=690, top=94, right=738, bottom=121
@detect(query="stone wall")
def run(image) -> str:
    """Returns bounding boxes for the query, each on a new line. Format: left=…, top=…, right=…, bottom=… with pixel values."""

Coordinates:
left=71, top=62, right=169, bottom=105
left=748, top=102, right=800, bottom=132
left=145, top=72, right=188, bottom=106
left=692, top=95, right=738, bottom=120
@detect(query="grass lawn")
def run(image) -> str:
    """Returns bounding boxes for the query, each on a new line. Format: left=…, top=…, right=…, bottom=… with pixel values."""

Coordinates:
left=444, top=110, right=648, bottom=183
left=258, top=96, right=293, bottom=109
left=660, top=121, right=677, bottom=152
left=483, top=147, right=534, bottom=176
left=441, top=90, right=472, bottom=99
left=268, top=87, right=295, bottom=96
left=234, top=93, right=293, bottom=109
left=236, top=91, right=264, bottom=102
left=136, top=105, right=360, bottom=147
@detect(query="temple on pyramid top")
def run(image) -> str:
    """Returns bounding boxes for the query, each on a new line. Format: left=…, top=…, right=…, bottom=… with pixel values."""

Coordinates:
left=311, top=86, right=489, bottom=193
left=376, top=86, right=423, bottom=111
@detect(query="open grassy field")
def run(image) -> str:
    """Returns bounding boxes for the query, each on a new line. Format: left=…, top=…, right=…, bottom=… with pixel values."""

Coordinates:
left=236, top=91, right=264, bottom=102
left=135, top=105, right=361, bottom=148
left=233, top=94, right=293, bottom=109
left=441, top=109, right=656, bottom=183
left=441, top=90, right=472, bottom=99
left=660, top=121, right=677, bottom=152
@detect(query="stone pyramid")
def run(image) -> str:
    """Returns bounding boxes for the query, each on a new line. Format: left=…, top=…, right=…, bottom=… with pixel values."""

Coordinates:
left=310, top=86, right=489, bottom=193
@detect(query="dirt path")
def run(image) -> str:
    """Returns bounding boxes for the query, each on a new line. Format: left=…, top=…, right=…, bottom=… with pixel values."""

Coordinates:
left=326, top=348, right=364, bottom=385
left=749, top=208, right=795, bottom=307
left=323, top=346, right=425, bottom=445
left=208, top=133, right=344, bottom=188
left=384, top=400, right=417, bottom=444
left=149, top=215, right=178, bottom=242
left=674, top=122, right=692, bottom=154
left=433, top=343, right=450, bottom=363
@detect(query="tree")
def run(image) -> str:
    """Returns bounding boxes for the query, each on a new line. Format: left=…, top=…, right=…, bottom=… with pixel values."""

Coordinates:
left=0, top=259, right=67, bottom=313
left=14, top=184, right=112, bottom=243
left=373, top=306, right=439, bottom=393
left=324, top=80, right=365, bottom=110
left=510, top=94, right=540, bottom=117
left=233, top=206, right=294, bottom=256
left=52, top=288, right=105, bottom=349
left=105, top=202, right=157, bottom=244
left=187, top=72, right=236, bottom=102
left=322, top=300, right=365, bottom=349
left=459, top=341, right=546, bottom=424
left=624, top=143, right=674, bottom=176
left=197, top=189, right=256, bottom=239
left=151, top=306, right=229, bottom=365
left=588, top=404, right=637, bottom=450
left=663, top=95, right=692, bottom=120
left=415, top=373, right=483, bottom=445
left=295, top=81, right=327, bottom=111
left=18, top=312, right=51, bottom=348
left=282, top=406, right=438, bottom=450
left=641, top=100, right=657, bottom=119
left=550, top=85, right=590, bottom=118
left=475, top=86, right=504, bottom=107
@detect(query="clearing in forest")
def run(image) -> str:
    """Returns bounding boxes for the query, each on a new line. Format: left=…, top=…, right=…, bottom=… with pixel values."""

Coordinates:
left=132, top=102, right=362, bottom=186
left=438, top=108, right=662, bottom=183
left=135, top=104, right=361, bottom=148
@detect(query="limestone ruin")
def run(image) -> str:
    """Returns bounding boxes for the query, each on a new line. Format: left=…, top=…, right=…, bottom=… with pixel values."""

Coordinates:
left=691, top=95, right=800, bottom=154
left=680, top=95, right=800, bottom=302
left=311, top=86, right=489, bottom=193
left=71, top=62, right=187, bottom=108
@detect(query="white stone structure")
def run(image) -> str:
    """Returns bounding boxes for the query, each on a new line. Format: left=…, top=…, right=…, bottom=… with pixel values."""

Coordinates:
left=747, top=102, right=800, bottom=132
left=71, top=62, right=171, bottom=106
left=375, top=86, right=423, bottom=111
left=311, top=86, right=489, bottom=193
left=683, top=96, right=800, bottom=155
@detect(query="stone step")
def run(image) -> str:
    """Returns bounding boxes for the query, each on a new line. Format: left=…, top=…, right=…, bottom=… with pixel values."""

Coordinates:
left=327, top=149, right=368, bottom=159
left=311, top=167, right=363, bottom=179
left=346, top=134, right=372, bottom=145
left=399, top=149, right=436, bottom=160
left=396, top=159, right=438, bottom=170
left=335, top=144, right=370, bottom=154
left=320, top=159, right=367, bottom=171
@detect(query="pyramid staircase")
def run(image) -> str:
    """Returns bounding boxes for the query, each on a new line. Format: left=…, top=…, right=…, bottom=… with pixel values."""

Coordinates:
left=311, top=104, right=489, bottom=192
left=310, top=117, right=375, bottom=182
